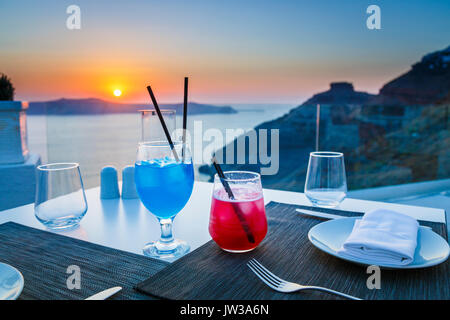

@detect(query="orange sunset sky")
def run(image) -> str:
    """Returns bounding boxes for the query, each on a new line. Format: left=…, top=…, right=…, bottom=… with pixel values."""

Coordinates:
left=1, top=0, right=449, bottom=104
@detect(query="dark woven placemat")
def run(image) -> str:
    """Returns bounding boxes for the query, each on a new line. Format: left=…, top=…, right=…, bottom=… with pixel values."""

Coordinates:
left=0, top=222, right=169, bottom=300
left=137, top=201, right=449, bottom=300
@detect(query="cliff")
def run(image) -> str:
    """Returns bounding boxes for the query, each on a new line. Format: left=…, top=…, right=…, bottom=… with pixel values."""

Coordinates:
left=370, top=46, right=450, bottom=105
left=303, top=82, right=374, bottom=105
left=199, top=82, right=378, bottom=189
left=199, top=46, right=450, bottom=191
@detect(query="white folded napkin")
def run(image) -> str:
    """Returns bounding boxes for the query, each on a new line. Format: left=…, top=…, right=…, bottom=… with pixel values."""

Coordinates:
left=338, top=209, right=419, bottom=266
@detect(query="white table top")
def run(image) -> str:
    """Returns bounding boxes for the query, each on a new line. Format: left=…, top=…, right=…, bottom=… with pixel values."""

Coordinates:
left=0, top=181, right=447, bottom=258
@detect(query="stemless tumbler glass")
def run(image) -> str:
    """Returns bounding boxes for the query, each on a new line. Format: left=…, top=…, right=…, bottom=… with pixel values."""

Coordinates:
left=35, top=163, right=88, bottom=229
left=209, top=171, right=267, bottom=253
left=140, top=109, right=176, bottom=142
left=135, top=141, right=194, bottom=259
left=304, top=152, right=347, bottom=208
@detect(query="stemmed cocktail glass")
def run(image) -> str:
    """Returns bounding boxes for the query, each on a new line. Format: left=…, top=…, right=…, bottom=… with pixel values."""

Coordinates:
left=135, top=141, right=194, bottom=260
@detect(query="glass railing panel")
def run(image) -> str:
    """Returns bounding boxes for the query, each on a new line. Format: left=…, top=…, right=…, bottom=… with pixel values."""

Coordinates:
left=33, top=103, right=295, bottom=189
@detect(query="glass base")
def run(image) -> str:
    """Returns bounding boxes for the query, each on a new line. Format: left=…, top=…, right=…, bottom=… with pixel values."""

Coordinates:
left=143, top=239, right=190, bottom=260
left=308, top=198, right=342, bottom=208
left=222, top=247, right=256, bottom=253
left=38, top=217, right=82, bottom=230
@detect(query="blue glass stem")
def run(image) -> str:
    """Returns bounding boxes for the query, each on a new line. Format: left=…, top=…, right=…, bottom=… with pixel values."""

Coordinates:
left=159, top=218, right=174, bottom=244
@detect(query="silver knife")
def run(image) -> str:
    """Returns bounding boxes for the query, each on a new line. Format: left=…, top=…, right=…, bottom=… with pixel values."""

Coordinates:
left=296, top=208, right=432, bottom=229
left=85, top=286, right=122, bottom=300
left=295, top=208, right=346, bottom=220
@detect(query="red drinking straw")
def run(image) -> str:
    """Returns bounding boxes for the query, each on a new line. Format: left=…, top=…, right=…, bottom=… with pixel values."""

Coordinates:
left=212, top=156, right=255, bottom=243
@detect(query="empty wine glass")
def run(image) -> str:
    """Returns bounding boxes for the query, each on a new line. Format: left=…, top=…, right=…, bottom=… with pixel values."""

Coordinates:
left=35, top=163, right=88, bottom=229
left=140, top=109, right=176, bottom=142
left=304, top=152, right=347, bottom=208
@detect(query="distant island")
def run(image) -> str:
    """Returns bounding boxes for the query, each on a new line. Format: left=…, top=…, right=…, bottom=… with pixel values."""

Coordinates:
left=27, top=98, right=237, bottom=115
left=199, top=45, right=450, bottom=191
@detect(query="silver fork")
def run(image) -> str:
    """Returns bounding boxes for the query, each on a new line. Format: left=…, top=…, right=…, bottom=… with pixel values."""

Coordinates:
left=247, top=259, right=362, bottom=300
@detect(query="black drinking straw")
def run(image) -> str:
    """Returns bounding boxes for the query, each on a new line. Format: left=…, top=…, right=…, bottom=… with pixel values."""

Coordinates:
left=182, top=77, right=188, bottom=159
left=212, top=156, right=234, bottom=200
left=146, top=85, right=180, bottom=162
left=211, top=156, right=255, bottom=243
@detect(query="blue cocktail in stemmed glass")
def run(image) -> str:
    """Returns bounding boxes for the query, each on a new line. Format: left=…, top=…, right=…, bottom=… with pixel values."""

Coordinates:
left=135, top=141, right=194, bottom=259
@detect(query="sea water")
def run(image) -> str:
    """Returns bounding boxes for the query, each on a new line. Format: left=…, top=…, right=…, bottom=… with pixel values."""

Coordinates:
left=27, top=104, right=295, bottom=188
left=135, top=158, right=194, bottom=219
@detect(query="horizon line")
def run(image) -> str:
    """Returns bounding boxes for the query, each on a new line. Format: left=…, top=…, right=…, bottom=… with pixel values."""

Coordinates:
left=17, top=96, right=306, bottom=106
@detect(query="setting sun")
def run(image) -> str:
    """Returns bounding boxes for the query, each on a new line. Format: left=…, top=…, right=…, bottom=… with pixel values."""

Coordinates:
left=113, top=89, right=122, bottom=97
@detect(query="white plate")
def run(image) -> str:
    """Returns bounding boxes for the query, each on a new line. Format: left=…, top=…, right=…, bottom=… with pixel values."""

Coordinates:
left=0, top=263, right=24, bottom=300
left=308, top=217, right=450, bottom=269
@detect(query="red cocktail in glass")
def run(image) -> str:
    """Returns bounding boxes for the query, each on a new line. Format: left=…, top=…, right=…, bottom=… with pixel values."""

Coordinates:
left=209, top=171, right=267, bottom=252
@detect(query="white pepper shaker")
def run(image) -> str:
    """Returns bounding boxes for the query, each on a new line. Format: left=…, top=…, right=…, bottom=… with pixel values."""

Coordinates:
left=100, top=166, right=120, bottom=199
left=121, top=165, right=138, bottom=199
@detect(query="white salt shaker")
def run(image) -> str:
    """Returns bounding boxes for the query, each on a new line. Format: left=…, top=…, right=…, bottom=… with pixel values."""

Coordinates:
left=100, top=166, right=120, bottom=199
left=121, top=165, right=138, bottom=199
